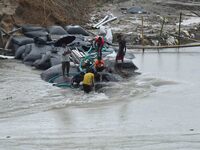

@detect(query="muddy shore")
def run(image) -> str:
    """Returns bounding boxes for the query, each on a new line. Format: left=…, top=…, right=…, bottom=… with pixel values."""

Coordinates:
left=90, top=0, right=200, bottom=46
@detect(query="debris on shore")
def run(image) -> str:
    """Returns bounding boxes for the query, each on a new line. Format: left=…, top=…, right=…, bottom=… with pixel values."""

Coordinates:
left=89, top=0, right=200, bottom=47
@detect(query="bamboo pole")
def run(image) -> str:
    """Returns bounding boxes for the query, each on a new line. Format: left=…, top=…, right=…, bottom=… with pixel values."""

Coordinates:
left=178, top=12, right=182, bottom=45
left=0, top=29, right=4, bottom=47
left=125, top=43, right=200, bottom=50
left=10, top=15, right=16, bottom=25
left=157, top=17, right=165, bottom=53
left=8, top=27, right=22, bottom=35
left=0, top=48, right=11, bottom=50
left=0, top=27, right=9, bottom=35
left=0, top=15, right=5, bottom=47
left=0, top=48, right=13, bottom=57
left=0, top=14, right=5, bottom=23
left=111, top=42, right=200, bottom=50
left=141, top=16, right=144, bottom=53
left=160, top=17, right=165, bottom=37
left=4, top=36, right=13, bottom=50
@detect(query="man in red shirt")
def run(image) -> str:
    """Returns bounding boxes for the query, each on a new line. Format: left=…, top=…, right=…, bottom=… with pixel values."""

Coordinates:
left=94, top=36, right=104, bottom=60
left=116, top=34, right=126, bottom=63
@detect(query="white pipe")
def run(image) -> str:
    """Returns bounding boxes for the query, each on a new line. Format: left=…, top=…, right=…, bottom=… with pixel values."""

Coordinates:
left=96, top=17, right=117, bottom=28
left=93, top=15, right=109, bottom=28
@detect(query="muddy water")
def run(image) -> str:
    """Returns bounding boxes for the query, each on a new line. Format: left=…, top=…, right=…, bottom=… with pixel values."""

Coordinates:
left=0, top=47, right=200, bottom=149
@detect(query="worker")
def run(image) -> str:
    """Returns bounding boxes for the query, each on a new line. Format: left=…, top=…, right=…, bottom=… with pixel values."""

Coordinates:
left=71, top=72, right=85, bottom=88
left=94, top=56, right=106, bottom=82
left=61, top=43, right=71, bottom=77
left=81, top=59, right=92, bottom=71
left=82, top=69, right=95, bottom=93
left=94, top=36, right=104, bottom=59
left=115, top=34, right=126, bottom=63
left=94, top=56, right=105, bottom=72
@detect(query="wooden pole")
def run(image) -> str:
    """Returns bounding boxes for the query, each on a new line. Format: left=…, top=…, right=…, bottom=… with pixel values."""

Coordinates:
left=178, top=12, right=182, bottom=45
left=0, top=29, right=4, bottom=47
left=141, top=16, right=144, bottom=53
left=10, top=15, right=16, bottom=26
left=0, top=47, right=12, bottom=51
left=4, top=35, right=13, bottom=50
left=0, top=15, right=5, bottom=48
left=160, top=17, right=165, bottom=37
left=126, top=43, right=200, bottom=50
left=0, top=14, right=5, bottom=23
left=111, top=43, right=200, bottom=50
left=157, top=17, right=165, bottom=53
left=8, top=27, right=22, bottom=35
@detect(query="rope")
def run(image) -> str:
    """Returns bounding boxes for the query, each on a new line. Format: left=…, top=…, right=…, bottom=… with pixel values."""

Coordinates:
left=48, top=74, right=60, bottom=83
left=79, top=46, right=95, bottom=72
left=53, top=82, right=72, bottom=88
left=48, top=72, right=77, bottom=83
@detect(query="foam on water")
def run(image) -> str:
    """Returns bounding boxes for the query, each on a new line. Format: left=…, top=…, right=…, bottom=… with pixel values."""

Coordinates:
left=0, top=59, right=173, bottom=119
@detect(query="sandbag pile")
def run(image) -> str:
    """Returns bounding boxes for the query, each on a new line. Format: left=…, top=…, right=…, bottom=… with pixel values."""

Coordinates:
left=11, top=24, right=138, bottom=89
left=12, top=24, right=92, bottom=70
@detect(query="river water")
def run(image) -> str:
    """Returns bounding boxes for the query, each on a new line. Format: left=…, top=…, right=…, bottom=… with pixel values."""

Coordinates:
left=0, top=47, right=200, bottom=150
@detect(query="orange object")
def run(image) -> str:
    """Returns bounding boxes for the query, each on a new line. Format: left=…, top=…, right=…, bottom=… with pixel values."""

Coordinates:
left=94, top=59, right=105, bottom=68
